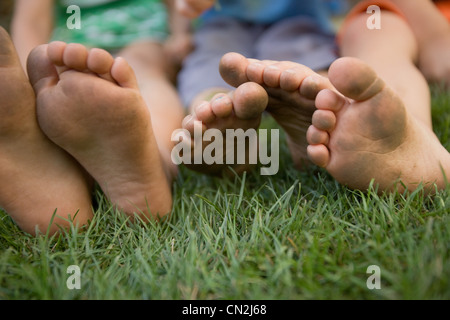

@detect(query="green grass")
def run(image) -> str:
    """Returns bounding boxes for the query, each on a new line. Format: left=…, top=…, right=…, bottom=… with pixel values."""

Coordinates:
left=0, top=88, right=449, bottom=300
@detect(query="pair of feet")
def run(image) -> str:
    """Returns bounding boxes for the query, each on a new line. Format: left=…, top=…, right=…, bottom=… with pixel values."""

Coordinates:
left=0, top=28, right=171, bottom=235
left=183, top=52, right=450, bottom=192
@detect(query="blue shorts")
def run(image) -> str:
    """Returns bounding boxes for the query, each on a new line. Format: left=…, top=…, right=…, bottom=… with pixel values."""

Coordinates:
left=178, top=16, right=338, bottom=107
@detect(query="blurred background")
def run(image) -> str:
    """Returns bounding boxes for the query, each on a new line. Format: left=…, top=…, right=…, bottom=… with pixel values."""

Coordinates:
left=0, top=0, right=361, bottom=33
left=0, top=0, right=13, bottom=31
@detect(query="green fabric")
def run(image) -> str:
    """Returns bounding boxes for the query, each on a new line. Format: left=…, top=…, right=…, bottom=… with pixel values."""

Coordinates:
left=52, top=0, right=169, bottom=50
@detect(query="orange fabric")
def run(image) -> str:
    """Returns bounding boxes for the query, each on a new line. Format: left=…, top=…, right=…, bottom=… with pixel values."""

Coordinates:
left=337, top=0, right=407, bottom=45
left=435, top=0, right=450, bottom=22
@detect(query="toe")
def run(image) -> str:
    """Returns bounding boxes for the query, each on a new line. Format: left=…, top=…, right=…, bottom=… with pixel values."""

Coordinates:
left=232, top=82, right=268, bottom=120
left=110, top=57, right=139, bottom=89
left=219, top=52, right=251, bottom=87
left=195, top=101, right=216, bottom=123
left=315, top=89, right=346, bottom=112
left=211, top=93, right=233, bottom=118
left=246, top=59, right=286, bottom=84
left=279, top=65, right=313, bottom=92
left=262, top=61, right=303, bottom=88
left=307, top=144, right=330, bottom=168
left=182, top=114, right=207, bottom=135
left=62, top=43, right=89, bottom=71
left=246, top=62, right=266, bottom=84
left=300, top=74, right=333, bottom=100
left=312, top=110, right=336, bottom=132
left=307, top=125, right=329, bottom=145
left=47, top=41, right=67, bottom=66
left=263, top=65, right=283, bottom=88
left=28, top=45, right=59, bottom=94
left=87, top=48, right=116, bottom=82
left=328, top=57, right=385, bottom=101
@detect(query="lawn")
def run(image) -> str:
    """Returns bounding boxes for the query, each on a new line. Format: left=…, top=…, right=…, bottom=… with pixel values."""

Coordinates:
left=0, top=87, right=449, bottom=301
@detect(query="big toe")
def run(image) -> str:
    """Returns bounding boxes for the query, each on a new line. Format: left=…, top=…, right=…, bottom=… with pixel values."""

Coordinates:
left=27, top=45, right=58, bottom=94
left=328, top=57, right=385, bottom=102
left=232, top=82, right=269, bottom=120
left=219, top=52, right=251, bottom=88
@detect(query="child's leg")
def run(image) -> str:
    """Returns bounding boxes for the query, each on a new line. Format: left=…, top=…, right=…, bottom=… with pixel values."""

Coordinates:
left=118, top=41, right=185, bottom=180
left=390, top=0, right=450, bottom=87
left=27, top=42, right=173, bottom=221
left=177, top=18, right=265, bottom=175
left=178, top=18, right=257, bottom=111
left=339, top=7, right=432, bottom=128
left=0, top=27, right=93, bottom=235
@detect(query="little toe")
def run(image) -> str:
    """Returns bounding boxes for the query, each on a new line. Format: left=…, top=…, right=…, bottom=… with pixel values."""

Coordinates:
left=183, top=114, right=207, bottom=135
left=195, top=101, right=216, bottom=124
left=28, top=45, right=58, bottom=93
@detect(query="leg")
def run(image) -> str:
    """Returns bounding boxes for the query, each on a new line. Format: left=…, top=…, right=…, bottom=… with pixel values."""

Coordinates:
left=28, top=42, right=173, bottom=221
left=339, top=11, right=432, bottom=128
left=0, top=28, right=93, bottom=235
left=178, top=18, right=266, bottom=175
left=177, top=17, right=256, bottom=111
left=118, top=41, right=185, bottom=181
left=307, top=11, right=450, bottom=192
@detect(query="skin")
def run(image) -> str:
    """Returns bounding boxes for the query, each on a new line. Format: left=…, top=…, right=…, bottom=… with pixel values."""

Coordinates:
left=28, top=41, right=174, bottom=220
left=213, top=10, right=450, bottom=193
left=0, top=27, right=93, bottom=235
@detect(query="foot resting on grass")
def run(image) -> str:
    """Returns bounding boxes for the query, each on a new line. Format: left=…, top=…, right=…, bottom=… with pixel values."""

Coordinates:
left=307, top=57, right=450, bottom=193
left=27, top=41, right=173, bottom=221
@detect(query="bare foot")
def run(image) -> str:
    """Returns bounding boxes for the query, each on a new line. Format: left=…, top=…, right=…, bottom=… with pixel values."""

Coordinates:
left=219, top=52, right=334, bottom=169
left=27, top=42, right=173, bottom=220
left=0, top=28, right=93, bottom=235
left=307, top=57, right=450, bottom=193
left=180, top=81, right=269, bottom=175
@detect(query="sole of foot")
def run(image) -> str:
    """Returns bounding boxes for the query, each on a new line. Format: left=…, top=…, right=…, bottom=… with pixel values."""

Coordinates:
left=307, top=57, right=450, bottom=193
left=28, top=41, right=173, bottom=221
